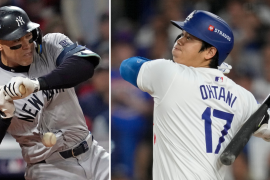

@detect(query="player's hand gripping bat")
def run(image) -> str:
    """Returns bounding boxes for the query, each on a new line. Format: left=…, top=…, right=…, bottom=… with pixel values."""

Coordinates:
left=18, top=84, right=26, bottom=96
left=0, top=84, right=25, bottom=100
left=3, top=77, right=40, bottom=100
left=220, top=94, right=270, bottom=165
left=6, top=84, right=26, bottom=100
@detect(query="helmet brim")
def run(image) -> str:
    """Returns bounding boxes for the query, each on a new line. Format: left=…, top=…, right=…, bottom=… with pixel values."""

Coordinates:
left=1, top=21, right=40, bottom=41
left=171, top=20, right=185, bottom=30
left=171, top=20, right=204, bottom=42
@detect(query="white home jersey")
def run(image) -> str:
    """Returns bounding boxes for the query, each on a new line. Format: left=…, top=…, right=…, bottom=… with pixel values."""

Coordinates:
left=0, top=33, right=100, bottom=164
left=137, top=59, right=258, bottom=180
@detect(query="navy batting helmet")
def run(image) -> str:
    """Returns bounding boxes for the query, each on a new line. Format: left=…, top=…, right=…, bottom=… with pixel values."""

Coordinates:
left=0, top=6, right=43, bottom=54
left=0, top=6, right=40, bottom=40
left=171, top=10, right=234, bottom=65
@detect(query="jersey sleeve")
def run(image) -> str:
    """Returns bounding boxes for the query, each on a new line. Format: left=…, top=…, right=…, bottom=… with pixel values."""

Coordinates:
left=42, top=33, right=100, bottom=67
left=137, top=59, right=181, bottom=101
left=42, top=33, right=73, bottom=65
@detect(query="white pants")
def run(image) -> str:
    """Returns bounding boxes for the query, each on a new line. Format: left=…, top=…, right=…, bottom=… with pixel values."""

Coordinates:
left=24, top=139, right=109, bottom=180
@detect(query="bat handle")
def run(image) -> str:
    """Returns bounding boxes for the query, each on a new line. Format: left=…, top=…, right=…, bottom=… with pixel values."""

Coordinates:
left=19, top=84, right=26, bottom=95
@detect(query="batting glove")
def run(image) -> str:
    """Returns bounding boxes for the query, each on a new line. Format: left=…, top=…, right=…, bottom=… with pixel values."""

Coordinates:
left=4, top=77, right=40, bottom=100
left=254, top=124, right=270, bottom=142
left=254, top=110, right=270, bottom=142
left=0, top=88, right=15, bottom=119
left=218, top=62, right=232, bottom=74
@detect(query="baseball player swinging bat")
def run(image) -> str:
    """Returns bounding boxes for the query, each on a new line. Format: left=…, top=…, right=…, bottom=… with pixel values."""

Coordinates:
left=220, top=94, right=270, bottom=165
left=0, top=6, right=109, bottom=179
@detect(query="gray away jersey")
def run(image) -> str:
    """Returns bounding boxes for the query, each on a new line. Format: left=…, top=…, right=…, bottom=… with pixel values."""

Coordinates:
left=0, top=33, right=100, bottom=163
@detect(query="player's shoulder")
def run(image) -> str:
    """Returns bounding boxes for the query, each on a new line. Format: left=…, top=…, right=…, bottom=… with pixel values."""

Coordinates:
left=145, top=58, right=176, bottom=65
left=139, top=59, right=199, bottom=83
left=43, top=33, right=68, bottom=40
left=42, top=33, right=73, bottom=46
left=226, top=77, right=244, bottom=91
left=227, top=76, right=255, bottom=99
left=142, top=58, right=185, bottom=71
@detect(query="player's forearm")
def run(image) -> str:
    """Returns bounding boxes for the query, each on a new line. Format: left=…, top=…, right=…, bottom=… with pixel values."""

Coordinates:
left=3, top=55, right=97, bottom=98
left=39, top=55, right=98, bottom=90
left=0, top=117, right=12, bottom=144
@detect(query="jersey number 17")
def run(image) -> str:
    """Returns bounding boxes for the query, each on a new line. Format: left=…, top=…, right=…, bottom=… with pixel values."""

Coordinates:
left=201, top=107, right=234, bottom=154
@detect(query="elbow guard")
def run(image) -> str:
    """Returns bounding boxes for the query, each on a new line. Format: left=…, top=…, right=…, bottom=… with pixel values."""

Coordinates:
left=120, top=56, right=150, bottom=87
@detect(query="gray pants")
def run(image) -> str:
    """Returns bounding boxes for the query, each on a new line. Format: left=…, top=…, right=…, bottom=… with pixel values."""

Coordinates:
left=24, top=139, right=109, bottom=180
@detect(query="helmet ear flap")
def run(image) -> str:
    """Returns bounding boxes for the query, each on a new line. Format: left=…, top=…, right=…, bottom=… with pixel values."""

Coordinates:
left=32, top=27, right=42, bottom=54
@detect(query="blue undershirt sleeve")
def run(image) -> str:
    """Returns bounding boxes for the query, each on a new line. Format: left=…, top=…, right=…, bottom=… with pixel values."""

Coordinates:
left=120, top=56, right=150, bottom=87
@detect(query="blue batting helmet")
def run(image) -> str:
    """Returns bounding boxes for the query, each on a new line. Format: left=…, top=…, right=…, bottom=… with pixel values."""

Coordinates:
left=171, top=10, right=234, bottom=65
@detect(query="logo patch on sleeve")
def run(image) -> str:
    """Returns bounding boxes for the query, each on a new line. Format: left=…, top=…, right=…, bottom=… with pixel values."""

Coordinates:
left=59, top=40, right=71, bottom=47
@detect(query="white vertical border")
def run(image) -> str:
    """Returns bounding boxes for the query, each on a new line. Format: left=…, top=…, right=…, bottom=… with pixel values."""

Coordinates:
left=109, top=0, right=111, bottom=179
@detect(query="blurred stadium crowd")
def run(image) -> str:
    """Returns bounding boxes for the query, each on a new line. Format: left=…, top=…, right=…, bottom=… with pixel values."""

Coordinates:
left=0, top=0, right=108, bottom=179
left=112, top=0, right=270, bottom=180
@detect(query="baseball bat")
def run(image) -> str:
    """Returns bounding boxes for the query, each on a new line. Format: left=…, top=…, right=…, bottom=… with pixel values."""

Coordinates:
left=19, top=84, right=26, bottom=95
left=220, top=94, right=270, bottom=165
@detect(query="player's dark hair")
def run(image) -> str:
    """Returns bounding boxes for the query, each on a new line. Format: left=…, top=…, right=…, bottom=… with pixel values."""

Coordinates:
left=199, top=41, right=219, bottom=69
